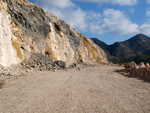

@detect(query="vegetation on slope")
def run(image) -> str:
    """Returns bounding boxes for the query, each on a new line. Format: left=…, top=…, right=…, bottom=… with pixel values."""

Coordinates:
left=91, top=34, right=150, bottom=64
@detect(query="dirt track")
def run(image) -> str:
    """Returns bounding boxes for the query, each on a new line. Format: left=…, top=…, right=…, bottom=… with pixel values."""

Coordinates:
left=0, top=65, right=150, bottom=113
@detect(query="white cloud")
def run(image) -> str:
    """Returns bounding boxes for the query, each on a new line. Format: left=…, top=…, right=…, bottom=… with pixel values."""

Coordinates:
left=62, top=8, right=88, bottom=31
left=146, top=8, right=150, bottom=17
left=74, top=0, right=138, bottom=6
left=140, top=24, right=150, bottom=34
left=130, top=8, right=135, bottom=14
left=146, top=11, right=150, bottom=17
left=90, top=9, right=139, bottom=35
left=87, top=11, right=101, bottom=21
left=90, top=9, right=150, bottom=35
left=46, top=8, right=88, bottom=31
left=31, top=0, right=102, bottom=32
left=34, top=0, right=75, bottom=9
left=31, top=0, right=150, bottom=36
left=32, top=0, right=88, bottom=31
left=147, top=0, right=150, bottom=4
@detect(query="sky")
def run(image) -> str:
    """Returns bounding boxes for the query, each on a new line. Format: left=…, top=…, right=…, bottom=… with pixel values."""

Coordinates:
left=29, top=0, right=150, bottom=45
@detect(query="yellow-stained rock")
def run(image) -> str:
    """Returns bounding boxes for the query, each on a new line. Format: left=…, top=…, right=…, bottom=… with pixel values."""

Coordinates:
left=2, top=1, right=7, bottom=12
left=45, top=23, right=75, bottom=66
left=0, top=0, right=108, bottom=67
left=11, top=35, right=22, bottom=60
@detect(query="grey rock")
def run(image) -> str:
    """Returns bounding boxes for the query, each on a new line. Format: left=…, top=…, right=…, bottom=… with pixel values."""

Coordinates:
left=56, top=60, right=66, bottom=68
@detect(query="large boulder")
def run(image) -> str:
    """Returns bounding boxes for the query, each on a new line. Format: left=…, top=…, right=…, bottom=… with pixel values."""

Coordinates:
left=56, top=60, right=66, bottom=68
left=129, top=61, right=139, bottom=69
left=139, top=62, right=145, bottom=68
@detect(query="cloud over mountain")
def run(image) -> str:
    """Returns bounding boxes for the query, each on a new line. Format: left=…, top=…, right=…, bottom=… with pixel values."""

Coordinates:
left=74, top=0, right=138, bottom=6
left=90, top=9, right=150, bottom=35
left=90, top=9, right=139, bottom=35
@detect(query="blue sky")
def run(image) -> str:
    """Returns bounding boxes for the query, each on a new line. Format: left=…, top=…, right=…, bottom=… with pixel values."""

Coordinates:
left=29, top=0, right=150, bottom=45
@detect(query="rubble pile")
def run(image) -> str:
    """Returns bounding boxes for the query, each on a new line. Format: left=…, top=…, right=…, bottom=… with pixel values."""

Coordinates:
left=0, top=53, right=102, bottom=78
left=0, top=53, right=67, bottom=78
left=22, top=54, right=67, bottom=71
left=125, top=61, right=150, bottom=82
left=0, top=64, right=27, bottom=77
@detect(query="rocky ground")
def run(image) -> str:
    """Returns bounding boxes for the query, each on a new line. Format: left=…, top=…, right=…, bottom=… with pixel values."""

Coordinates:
left=123, top=61, right=150, bottom=82
left=0, top=65, right=150, bottom=113
left=0, top=53, right=101, bottom=84
left=0, top=56, right=101, bottom=93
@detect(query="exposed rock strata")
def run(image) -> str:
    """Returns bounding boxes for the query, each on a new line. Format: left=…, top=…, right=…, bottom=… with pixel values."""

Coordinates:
left=0, top=0, right=107, bottom=68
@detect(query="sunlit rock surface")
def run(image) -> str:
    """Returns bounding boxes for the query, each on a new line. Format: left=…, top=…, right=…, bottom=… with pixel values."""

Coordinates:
left=0, top=1, right=21, bottom=66
left=0, top=0, right=107, bottom=67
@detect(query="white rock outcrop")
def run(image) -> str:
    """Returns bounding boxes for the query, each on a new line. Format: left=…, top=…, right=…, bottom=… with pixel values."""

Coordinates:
left=0, top=2, right=21, bottom=67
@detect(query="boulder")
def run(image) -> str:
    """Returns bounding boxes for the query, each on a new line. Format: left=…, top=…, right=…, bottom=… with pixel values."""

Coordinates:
left=146, top=63, right=150, bottom=67
left=125, top=63, right=130, bottom=69
left=56, top=60, right=66, bottom=68
left=139, top=62, right=145, bottom=68
left=129, top=61, right=139, bottom=69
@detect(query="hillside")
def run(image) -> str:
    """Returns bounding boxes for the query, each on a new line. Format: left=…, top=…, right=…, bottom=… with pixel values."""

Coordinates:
left=91, top=34, right=150, bottom=63
left=91, top=38, right=108, bottom=50
left=122, top=34, right=150, bottom=55
left=0, top=0, right=107, bottom=69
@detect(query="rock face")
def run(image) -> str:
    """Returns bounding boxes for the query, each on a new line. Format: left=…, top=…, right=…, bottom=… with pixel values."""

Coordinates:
left=0, top=0, right=107, bottom=67
left=0, top=1, right=21, bottom=66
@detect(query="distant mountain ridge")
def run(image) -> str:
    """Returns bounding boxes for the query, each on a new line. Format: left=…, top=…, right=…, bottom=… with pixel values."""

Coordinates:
left=91, top=38, right=108, bottom=50
left=91, top=34, right=150, bottom=63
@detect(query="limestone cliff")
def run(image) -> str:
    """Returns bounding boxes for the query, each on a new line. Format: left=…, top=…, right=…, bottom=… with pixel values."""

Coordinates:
left=0, top=0, right=107, bottom=67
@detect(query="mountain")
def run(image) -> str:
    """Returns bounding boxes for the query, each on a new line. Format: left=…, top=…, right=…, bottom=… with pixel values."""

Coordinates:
left=91, top=34, right=150, bottom=64
left=106, top=42, right=133, bottom=58
left=0, top=0, right=107, bottom=67
left=91, top=38, right=108, bottom=50
left=91, top=38, right=111, bottom=55
left=123, top=34, right=150, bottom=55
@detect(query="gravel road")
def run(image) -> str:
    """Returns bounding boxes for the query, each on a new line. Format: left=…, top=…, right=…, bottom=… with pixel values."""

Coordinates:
left=0, top=65, right=150, bottom=113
